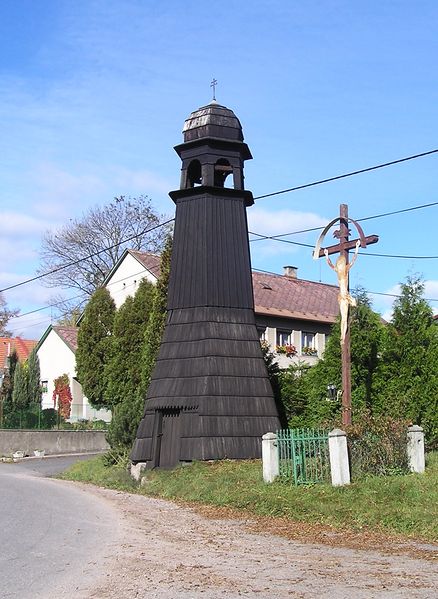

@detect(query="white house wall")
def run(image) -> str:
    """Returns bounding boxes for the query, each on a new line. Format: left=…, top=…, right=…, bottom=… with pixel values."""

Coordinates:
left=37, top=330, right=77, bottom=412
left=38, top=330, right=111, bottom=423
left=105, top=253, right=157, bottom=308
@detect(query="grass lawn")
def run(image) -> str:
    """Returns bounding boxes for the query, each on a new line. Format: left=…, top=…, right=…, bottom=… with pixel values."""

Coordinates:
left=60, top=451, right=438, bottom=542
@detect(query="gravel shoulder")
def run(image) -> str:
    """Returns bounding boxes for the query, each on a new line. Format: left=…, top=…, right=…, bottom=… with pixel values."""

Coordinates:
left=73, top=483, right=438, bottom=599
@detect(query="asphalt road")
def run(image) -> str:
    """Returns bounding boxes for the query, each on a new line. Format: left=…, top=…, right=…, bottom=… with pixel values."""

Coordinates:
left=0, top=455, right=121, bottom=599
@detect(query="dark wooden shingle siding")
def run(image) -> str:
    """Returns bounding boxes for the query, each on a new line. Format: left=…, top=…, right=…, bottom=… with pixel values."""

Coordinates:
left=167, top=195, right=254, bottom=310
left=132, top=304, right=280, bottom=464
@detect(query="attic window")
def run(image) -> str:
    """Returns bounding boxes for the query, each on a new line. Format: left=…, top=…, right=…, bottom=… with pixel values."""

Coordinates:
left=259, top=281, right=272, bottom=290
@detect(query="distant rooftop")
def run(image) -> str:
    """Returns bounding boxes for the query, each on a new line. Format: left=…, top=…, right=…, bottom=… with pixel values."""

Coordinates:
left=53, top=326, right=79, bottom=352
left=0, top=337, right=37, bottom=371
left=127, top=250, right=162, bottom=279
left=252, top=270, right=339, bottom=323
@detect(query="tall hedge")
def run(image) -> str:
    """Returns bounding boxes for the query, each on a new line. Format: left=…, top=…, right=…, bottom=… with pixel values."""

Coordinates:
left=139, top=235, right=172, bottom=396
left=27, top=348, right=42, bottom=405
left=12, top=361, right=29, bottom=410
left=105, top=278, right=156, bottom=448
left=107, top=235, right=172, bottom=451
left=76, top=287, right=116, bottom=409
left=378, top=275, right=438, bottom=442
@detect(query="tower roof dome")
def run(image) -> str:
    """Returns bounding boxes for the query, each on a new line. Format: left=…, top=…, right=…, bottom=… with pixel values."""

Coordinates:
left=182, top=102, right=244, bottom=142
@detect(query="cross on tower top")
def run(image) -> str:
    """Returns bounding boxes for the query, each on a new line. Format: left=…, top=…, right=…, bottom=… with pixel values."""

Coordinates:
left=210, top=78, right=218, bottom=101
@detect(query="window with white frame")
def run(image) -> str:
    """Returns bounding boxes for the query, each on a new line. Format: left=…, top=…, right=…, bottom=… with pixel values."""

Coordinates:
left=301, top=331, right=316, bottom=354
left=41, top=380, right=48, bottom=394
left=276, top=330, right=291, bottom=346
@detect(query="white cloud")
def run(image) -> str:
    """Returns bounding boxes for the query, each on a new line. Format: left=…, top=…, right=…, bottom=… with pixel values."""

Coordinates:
left=0, top=239, right=38, bottom=264
left=32, top=162, right=107, bottom=219
left=112, top=167, right=174, bottom=196
left=1, top=212, right=49, bottom=237
left=248, top=208, right=328, bottom=237
left=424, top=280, right=438, bottom=300
left=371, top=279, right=438, bottom=321
left=7, top=311, right=52, bottom=340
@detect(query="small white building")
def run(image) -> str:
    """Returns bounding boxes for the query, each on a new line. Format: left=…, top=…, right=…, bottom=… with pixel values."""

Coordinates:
left=36, top=325, right=111, bottom=422
left=104, top=249, right=161, bottom=309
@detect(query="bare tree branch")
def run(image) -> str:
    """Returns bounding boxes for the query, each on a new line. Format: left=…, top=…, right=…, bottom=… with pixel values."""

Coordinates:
left=0, top=294, right=19, bottom=336
left=38, top=196, right=172, bottom=304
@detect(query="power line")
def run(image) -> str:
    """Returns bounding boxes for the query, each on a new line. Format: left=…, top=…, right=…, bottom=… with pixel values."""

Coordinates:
left=4, top=151, right=437, bottom=295
left=357, top=201, right=438, bottom=223
left=9, top=267, right=152, bottom=321
left=250, top=200, right=438, bottom=241
left=0, top=218, right=174, bottom=294
left=3, top=151, right=437, bottom=297
left=253, top=149, right=438, bottom=200
left=250, top=233, right=438, bottom=259
left=251, top=267, right=438, bottom=303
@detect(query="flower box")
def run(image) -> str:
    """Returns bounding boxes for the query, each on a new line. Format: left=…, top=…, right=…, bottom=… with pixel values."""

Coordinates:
left=276, top=344, right=297, bottom=357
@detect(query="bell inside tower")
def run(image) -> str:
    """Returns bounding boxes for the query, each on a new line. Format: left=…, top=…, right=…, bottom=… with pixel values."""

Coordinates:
left=214, top=158, right=233, bottom=187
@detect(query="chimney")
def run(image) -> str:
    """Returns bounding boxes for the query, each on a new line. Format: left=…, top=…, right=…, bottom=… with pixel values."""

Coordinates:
left=283, top=265, right=298, bottom=279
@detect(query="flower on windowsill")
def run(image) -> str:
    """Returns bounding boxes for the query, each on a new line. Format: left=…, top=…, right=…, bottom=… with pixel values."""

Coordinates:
left=302, top=346, right=318, bottom=356
left=275, top=344, right=297, bottom=357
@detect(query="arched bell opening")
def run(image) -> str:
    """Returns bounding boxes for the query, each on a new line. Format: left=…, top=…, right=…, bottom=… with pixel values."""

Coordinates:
left=214, top=158, right=234, bottom=188
left=187, top=159, right=202, bottom=187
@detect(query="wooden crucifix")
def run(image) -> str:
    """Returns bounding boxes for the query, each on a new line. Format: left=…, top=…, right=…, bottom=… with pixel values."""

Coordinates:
left=313, top=204, right=379, bottom=426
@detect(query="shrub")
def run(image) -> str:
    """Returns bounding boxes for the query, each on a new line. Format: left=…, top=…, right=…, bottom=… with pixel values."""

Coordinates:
left=346, top=414, right=410, bottom=478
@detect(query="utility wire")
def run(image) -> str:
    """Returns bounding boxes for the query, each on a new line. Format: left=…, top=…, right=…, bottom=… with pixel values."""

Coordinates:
left=3, top=151, right=438, bottom=295
left=251, top=267, right=438, bottom=303
left=250, top=233, right=438, bottom=259
left=250, top=200, right=438, bottom=241
left=0, top=218, right=174, bottom=294
left=253, top=149, right=438, bottom=200
left=9, top=267, right=153, bottom=321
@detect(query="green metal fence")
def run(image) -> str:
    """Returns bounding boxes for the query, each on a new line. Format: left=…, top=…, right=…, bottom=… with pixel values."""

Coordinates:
left=277, top=428, right=330, bottom=485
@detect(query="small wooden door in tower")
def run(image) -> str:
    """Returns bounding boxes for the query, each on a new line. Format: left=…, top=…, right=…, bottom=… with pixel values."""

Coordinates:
left=131, top=101, right=281, bottom=467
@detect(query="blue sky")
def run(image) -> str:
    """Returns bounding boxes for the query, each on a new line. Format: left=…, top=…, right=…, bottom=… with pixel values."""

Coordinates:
left=1, top=0, right=437, bottom=338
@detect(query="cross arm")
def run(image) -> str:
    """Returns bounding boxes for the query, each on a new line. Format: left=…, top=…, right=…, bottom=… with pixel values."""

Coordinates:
left=318, top=234, right=379, bottom=258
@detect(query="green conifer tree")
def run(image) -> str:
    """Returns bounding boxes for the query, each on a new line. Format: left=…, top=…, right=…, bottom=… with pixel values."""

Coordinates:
left=107, top=236, right=172, bottom=451
left=27, top=348, right=42, bottom=405
left=279, top=289, right=385, bottom=426
left=379, top=275, right=438, bottom=441
left=1, top=350, right=19, bottom=426
left=139, top=235, right=172, bottom=397
left=12, top=361, right=29, bottom=411
left=76, top=287, right=116, bottom=409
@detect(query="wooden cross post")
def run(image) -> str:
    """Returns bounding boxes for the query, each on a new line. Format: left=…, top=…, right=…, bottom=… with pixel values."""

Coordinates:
left=314, top=204, right=379, bottom=426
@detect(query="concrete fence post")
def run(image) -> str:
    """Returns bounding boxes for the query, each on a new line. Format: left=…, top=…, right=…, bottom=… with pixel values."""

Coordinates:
left=328, top=428, right=350, bottom=487
left=407, top=425, right=425, bottom=474
left=262, top=432, right=279, bottom=483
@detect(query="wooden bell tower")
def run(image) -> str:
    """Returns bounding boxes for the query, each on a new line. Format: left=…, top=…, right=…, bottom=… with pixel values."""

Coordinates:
left=131, top=101, right=280, bottom=468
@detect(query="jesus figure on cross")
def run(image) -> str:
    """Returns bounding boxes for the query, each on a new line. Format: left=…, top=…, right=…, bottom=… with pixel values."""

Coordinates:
left=324, top=239, right=361, bottom=345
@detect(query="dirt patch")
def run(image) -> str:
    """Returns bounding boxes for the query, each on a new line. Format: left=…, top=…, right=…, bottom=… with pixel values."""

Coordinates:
left=75, top=485, right=438, bottom=599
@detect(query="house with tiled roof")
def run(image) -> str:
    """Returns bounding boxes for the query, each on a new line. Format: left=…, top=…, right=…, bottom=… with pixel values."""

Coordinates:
left=36, top=325, right=111, bottom=422
left=0, top=336, right=37, bottom=387
left=104, top=252, right=339, bottom=369
left=253, top=266, right=338, bottom=367
left=35, top=251, right=339, bottom=422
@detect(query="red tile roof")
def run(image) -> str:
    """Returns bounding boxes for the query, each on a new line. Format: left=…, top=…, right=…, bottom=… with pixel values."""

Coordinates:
left=252, top=271, right=339, bottom=323
left=0, top=337, right=37, bottom=371
left=121, top=252, right=340, bottom=324
left=128, top=250, right=161, bottom=279
left=53, top=326, right=78, bottom=352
